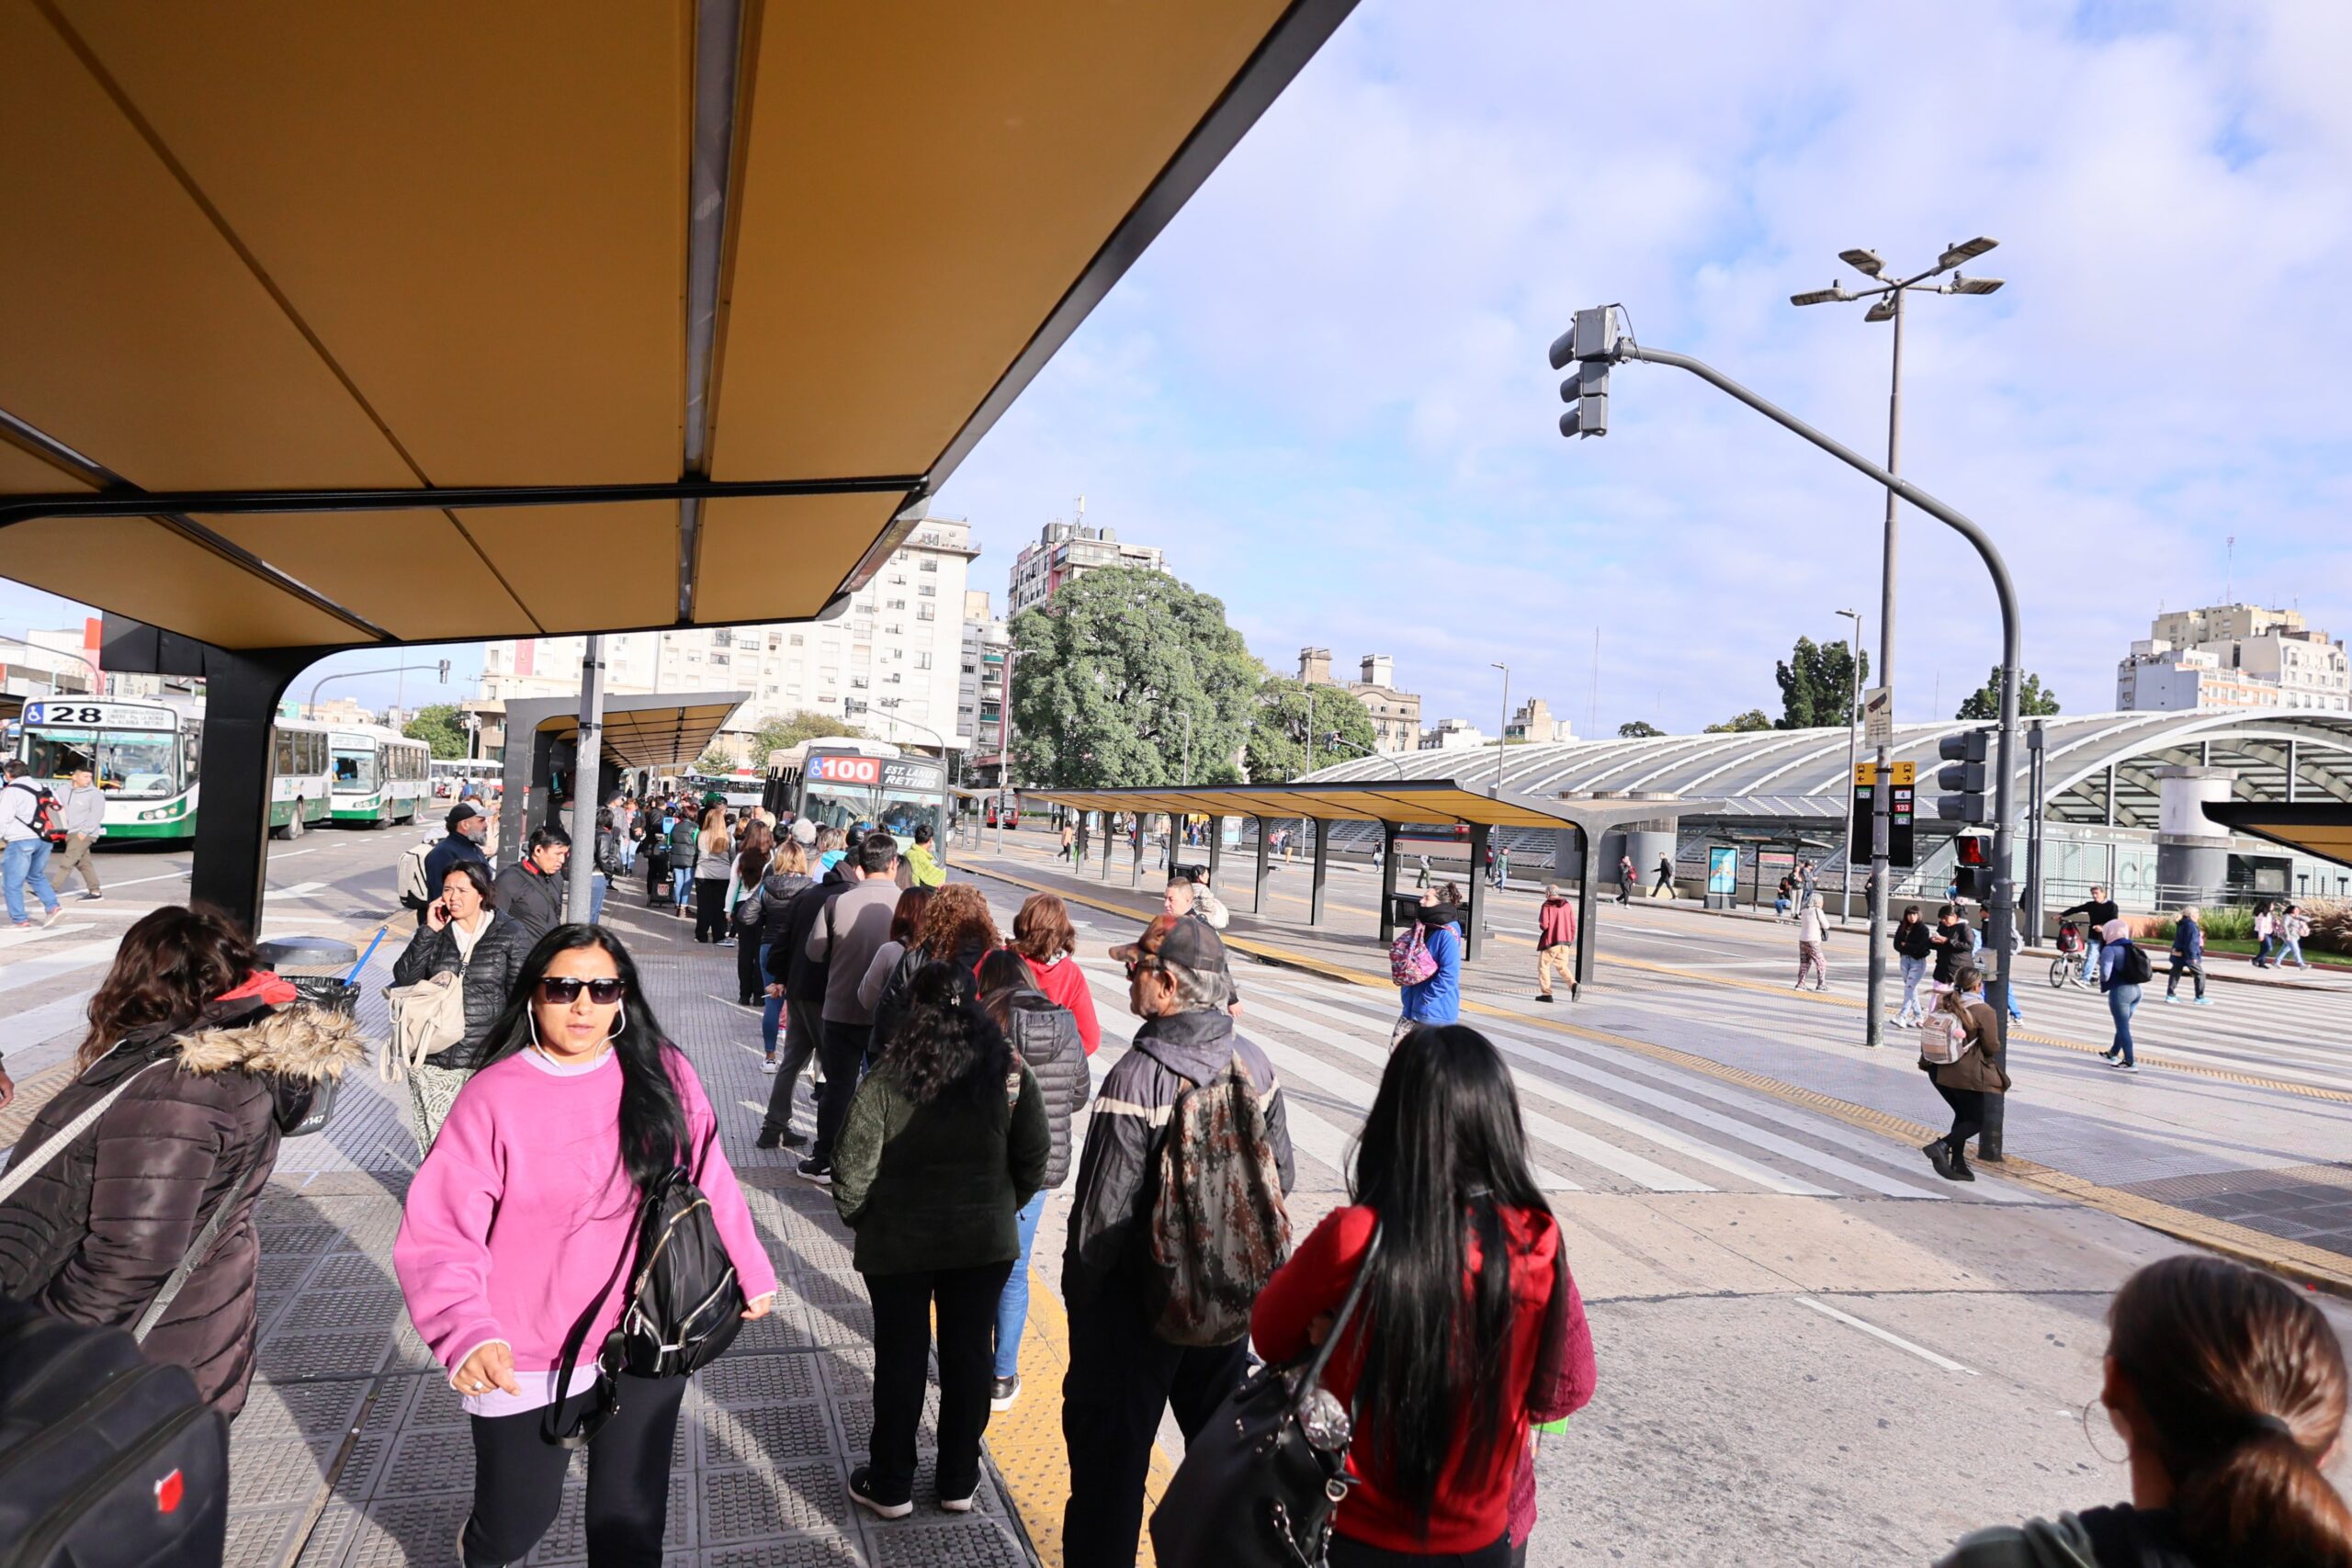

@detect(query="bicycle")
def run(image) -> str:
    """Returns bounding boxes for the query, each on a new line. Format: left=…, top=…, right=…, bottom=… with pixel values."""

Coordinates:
left=2048, top=920, right=2093, bottom=989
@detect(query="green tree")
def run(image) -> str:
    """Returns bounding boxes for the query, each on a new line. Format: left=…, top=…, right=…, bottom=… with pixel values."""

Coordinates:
left=1774, top=636, right=1870, bottom=729
left=1956, top=667, right=2062, bottom=720
left=1704, top=708, right=1774, bottom=733
left=402, top=703, right=469, bottom=760
left=1008, top=567, right=1261, bottom=787
left=1245, top=676, right=1382, bottom=782
left=750, top=708, right=865, bottom=761
left=1617, top=720, right=1664, bottom=739
left=692, top=746, right=735, bottom=775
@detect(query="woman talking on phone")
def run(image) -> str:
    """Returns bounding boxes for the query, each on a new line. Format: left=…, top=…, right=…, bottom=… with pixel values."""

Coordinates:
left=390, top=860, right=531, bottom=1149
left=394, top=926, right=778, bottom=1567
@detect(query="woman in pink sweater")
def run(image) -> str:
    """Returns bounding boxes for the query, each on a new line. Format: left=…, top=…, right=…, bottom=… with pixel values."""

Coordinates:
left=395, top=926, right=778, bottom=1568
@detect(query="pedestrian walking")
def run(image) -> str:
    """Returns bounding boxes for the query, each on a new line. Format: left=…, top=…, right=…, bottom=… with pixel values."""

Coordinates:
left=2251, top=899, right=2277, bottom=967
left=1163, top=879, right=1242, bottom=1013
left=2278, top=903, right=2312, bottom=972
left=0, top=758, right=62, bottom=929
left=1891, top=906, right=1934, bottom=1024
left=1074, top=815, right=1090, bottom=866
left=1061, top=914, right=1294, bottom=1568
left=831, top=961, right=1047, bottom=1517
left=394, top=925, right=778, bottom=1568
left=0, top=905, right=366, bottom=1413
left=1250, top=1024, right=1595, bottom=1568
left=1391, top=886, right=1464, bottom=1047
left=753, top=840, right=816, bottom=1070
left=854, top=885, right=939, bottom=1063
left=1934, top=1255, right=2352, bottom=1568
left=1416, top=855, right=1432, bottom=891
left=2163, top=907, right=2212, bottom=1006
left=729, top=822, right=776, bottom=1004
left=1650, top=854, right=1675, bottom=898
left=44, top=766, right=106, bottom=898
left=2060, top=885, right=2120, bottom=982
left=421, top=803, right=493, bottom=928
left=1793, top=892, right=1829, bottom=991
left=1534, top=884, right=1577, bottom=1003
left=1917, top=966, right=2007, bottom=1183
left=1616, top=852, right=1635, bottom=905
left=2098, top=919, right=2149, bottom=1072
left=692, top=807, right=734, bottom=943
left=1058, top=820, right=1076, bottom=862
left=757, top=846, right=853, bottom=1150
left=975, top=948, right=1088, bottom=1412
left=1928, top=904, right=1971, bottom=991
left=1013, top=892, right=1102, bottom=1055
left=491, top=826, right=570, bottom=943
left=666, top=808, right=699, bottom=909
left=390, top=861, right=532, bottom=1150
left=797, top=831, right=903, bottom=1184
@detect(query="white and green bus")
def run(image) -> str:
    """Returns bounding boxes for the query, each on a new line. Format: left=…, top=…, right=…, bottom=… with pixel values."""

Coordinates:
left=330, top=724, right=431, bottom=828
left=430, top=758, right=501, bottom=801
left=17, top=697, right=334, bottom=841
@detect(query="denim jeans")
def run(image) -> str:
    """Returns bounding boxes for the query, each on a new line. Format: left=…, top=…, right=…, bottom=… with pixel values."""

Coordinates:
left=2082, top=941, right=2102, bottom=982
left=2107, top=982, right=2141, bottom=1064
left=1896, top=954, right=1928, bottom=1018
left=758, top=945, right=784, bottom=1055
left=587, top=872, right=608, bottom=926
left=671, top=866, right=692, bottom=906
left=993, top=1191, right=1048, bottom=1380
left=3, top=839, right=59, bottom=924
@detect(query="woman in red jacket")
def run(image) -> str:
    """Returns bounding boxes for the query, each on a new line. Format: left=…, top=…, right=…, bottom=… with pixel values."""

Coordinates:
left=1253, top=1024, right=1595, bottom=1565
left=1011, top=893, right=1099, bottom=1055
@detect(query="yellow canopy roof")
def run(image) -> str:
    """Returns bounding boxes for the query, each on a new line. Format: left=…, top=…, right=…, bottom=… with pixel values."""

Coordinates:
left=1025, top=782, right=1688, bottom=833
left=531, top=698, right=748, bottom=773
left=0, top=0, right=1352, bottom=649
left=2203, top=803, right=2352, bottom=870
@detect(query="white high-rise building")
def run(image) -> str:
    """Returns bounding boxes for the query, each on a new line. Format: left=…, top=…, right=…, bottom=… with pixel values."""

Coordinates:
left=2116, top=603, right=2350, bottom=714
left=480, top=519, right=981, bottom=749
left=1006, top=514, right=1166, bottom=618
left=958, top=591, right=1012, bottom=781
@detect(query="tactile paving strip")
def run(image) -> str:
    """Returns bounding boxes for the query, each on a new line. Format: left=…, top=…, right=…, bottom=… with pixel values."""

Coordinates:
left=336, top=1492, right=472, bottom=1568
left=259, top=1329, right=391, bottom=1382
left=269, top=1286, right=410, bottom=1335
left=871, top=1521, right=1033, bottom=1568
left=228, top=1424, right=339, bottom=1508
left=376, top=1430, right=478, bottom=1497
left=221, top=1505, right=304, bottom=1565
left=703, top=1462, right=851, bottom=1541
left=702, top=1353, right=818, bottom=1406
left=702, top=1536, right=866, bottom=1568
left=700, top=1400, right=838, bottom=1466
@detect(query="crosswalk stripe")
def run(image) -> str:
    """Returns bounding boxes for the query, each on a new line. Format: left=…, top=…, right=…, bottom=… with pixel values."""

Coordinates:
left=0, top=940, right=116, bottom=996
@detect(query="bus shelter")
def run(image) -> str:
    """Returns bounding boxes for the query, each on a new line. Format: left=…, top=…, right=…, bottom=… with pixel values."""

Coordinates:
left=0, top=1, right=1355, bottom=929
left=495, top=691, right=748, bottom=865
left=1023, top=781, right=1687, bottom=985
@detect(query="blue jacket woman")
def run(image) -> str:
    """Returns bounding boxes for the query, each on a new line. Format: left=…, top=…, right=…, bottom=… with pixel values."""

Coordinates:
left=1396, top=889, right=1464, bottom=1044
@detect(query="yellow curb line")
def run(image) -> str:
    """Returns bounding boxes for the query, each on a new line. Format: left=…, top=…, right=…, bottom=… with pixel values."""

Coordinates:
left=969, top=860, right=2352, bottom=1300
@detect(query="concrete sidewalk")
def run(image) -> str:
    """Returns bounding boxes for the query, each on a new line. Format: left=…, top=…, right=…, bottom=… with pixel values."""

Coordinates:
left=223, top=900, right=1039, bottom=1568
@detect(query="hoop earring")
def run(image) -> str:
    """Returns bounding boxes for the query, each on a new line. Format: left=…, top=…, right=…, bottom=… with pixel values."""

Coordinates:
left=2082, top=1398, right=2128, bottom=1465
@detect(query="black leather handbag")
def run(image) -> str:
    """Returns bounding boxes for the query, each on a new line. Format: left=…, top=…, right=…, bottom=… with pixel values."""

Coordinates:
left=1150, top=1225, right=1383, bottom=1568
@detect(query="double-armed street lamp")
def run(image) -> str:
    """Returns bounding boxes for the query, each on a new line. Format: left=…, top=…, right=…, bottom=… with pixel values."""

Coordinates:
left=1835, top=605, right=1862, bottom=919
left=1791, top=239, right=2005, bottom=1045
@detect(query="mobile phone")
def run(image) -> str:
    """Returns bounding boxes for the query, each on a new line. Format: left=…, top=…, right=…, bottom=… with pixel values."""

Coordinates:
left=432, top=899, right=447, bottom=920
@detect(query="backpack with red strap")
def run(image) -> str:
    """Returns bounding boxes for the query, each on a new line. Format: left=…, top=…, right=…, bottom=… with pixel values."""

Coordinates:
left=4, top=780, right=66, bottom=847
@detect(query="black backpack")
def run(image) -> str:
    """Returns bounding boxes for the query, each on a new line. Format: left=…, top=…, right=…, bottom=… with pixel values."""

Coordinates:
left=0, top=1302, right=229, bottom=1568
left=545, top=1123, right=746, bottom=1447
left=2117, top=940, right=2153, bottom=986
left=3, top=783, right=65, bottom=849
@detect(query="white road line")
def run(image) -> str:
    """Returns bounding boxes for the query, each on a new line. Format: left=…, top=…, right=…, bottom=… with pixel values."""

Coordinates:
left=1794, top=1296, right=1976, bottom=1374
left=0, top=939, right=118, bottom=994
left=75, top=866, right=193, bottom=891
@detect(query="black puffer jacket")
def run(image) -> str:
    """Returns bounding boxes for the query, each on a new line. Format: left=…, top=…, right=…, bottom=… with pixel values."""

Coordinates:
left=0, top=987, right=368, bottom=1415
left=490, top=859, right=565, bottom=943
left=390, top=910, right=534, bottom=1068
left=754, top=872, right=815, bottom=952
left=993, top=983, right=1090, bottom=1189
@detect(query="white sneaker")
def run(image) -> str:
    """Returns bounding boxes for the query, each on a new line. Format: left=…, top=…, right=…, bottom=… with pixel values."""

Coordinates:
left=761, top=1058, right=780, bottom=1073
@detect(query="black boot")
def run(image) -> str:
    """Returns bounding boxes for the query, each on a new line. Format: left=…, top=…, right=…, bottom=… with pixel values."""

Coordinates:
left=1922, top=1139, right=1957, bottom=1179
left=1947, top=1141, right=1975, bottom=1181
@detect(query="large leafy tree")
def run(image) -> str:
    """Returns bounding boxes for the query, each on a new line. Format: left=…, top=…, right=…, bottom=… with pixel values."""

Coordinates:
left=402, top=704, right=469, bottom=760
left=1617, top=720, right=1664, bottom=739
left=1009, top=568, right=1261, bottom=787
left=751, top=709, right=866, bottom=761
left=1774, top=636, right=1870, bottom=729
left=1245, top=676, right=1382, bottom=782
left=1704, top=708, right=1774, bottom=733
left=1956, top=667, right=2062, bottom=720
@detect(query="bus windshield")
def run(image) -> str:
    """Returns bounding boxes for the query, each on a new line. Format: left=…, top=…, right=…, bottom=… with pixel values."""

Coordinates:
left=795, top=753, right=944, bottom=842
left=25, top=728, right=181, bottom=799
left=333, top=748, right=379, bottom=794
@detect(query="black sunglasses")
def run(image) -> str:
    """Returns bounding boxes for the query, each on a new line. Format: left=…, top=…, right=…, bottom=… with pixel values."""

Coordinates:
left=537, top=976, right=628, bottom=1005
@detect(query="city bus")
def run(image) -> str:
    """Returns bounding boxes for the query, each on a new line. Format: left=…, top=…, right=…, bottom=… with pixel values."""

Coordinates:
left=686, top=769, right=766, bottom=811
left=763, top=738, right=947, bottom=843
left=430, top=758, right=502, bottom=800
left=17, top=697, right=333, bottom=840
left=329, top=724, right=432, bottom=827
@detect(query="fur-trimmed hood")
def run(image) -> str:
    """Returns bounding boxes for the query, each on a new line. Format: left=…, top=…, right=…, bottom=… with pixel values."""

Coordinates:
left=175, top=1002, right=369, bottom=1082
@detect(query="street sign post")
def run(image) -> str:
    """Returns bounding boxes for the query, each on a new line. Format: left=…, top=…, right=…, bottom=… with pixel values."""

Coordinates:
left=1861, top=686, right=1894, bottom=749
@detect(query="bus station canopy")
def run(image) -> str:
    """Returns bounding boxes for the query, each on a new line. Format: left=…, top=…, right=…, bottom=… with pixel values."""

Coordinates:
left=0, top=0, right=1352, bottom=651
left=1023, top=781, right=1686, bottom=836
left=512, top=692, right=752, bottom=773
left=2203, top=802, right=2352, bottom=870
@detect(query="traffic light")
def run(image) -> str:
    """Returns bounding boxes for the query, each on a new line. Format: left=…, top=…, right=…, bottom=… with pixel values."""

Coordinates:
left=1951, top=832, right=1991, bottom=900
left=1934, top=728, right=1993, bottom=823
left=1549, top=307, right=1621, bottom=439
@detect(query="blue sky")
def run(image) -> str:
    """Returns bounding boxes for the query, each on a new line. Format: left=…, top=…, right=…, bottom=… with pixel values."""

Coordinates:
left=6, top=0, right=2349, bottom=731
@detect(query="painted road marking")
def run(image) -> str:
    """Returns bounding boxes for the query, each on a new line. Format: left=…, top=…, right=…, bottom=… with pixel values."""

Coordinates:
left=1794, top=1296, right=1977, bottom=1374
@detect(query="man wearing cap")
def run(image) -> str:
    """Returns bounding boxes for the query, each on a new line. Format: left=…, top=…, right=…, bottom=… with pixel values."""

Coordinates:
left=419, top=803, right=492, bottom=927
left=1536, top=882, right=1579, bottom=1003
left=1061, top=914, right=1294, bottom=1568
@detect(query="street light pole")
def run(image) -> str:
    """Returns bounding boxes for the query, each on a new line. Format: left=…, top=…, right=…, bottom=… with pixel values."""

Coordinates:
left=1836, top=606, right=1862, bottom=921
left=0, top=635, right=104, bottom=698
left=995, top=646, right=1025, bottom=854
left=1790, top=238, right=2004, bottom=1048
left=1491, top=661, right=1510, bottom=795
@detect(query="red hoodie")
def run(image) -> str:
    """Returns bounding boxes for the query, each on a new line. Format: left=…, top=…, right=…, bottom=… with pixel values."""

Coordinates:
left=1021, top=951, right=1100, bottom=1055
left=1252, top=1203, right=1595, bottom=1554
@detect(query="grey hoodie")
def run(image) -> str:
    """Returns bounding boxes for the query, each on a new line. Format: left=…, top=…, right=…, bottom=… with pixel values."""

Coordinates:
left=1939, top=1506, right=2192, bottom=1568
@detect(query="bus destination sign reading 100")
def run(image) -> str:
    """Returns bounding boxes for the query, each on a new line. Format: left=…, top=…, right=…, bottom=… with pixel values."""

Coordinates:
left=809, top=753, right=942, bottom=790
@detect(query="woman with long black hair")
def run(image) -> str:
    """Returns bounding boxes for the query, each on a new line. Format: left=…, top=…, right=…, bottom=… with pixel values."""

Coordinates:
left=1939, top=1254, right=2350, bottom=1567
left=395, top=925, right=778, bottom=1567
left=1252, top=1024, right=1596, bottom=1565
left=831, top=963, right=1048, bottom=1519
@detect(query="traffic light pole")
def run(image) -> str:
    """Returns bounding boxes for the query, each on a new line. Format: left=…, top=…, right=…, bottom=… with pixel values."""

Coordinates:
left=1619, top=342, right=2021, bottom=1152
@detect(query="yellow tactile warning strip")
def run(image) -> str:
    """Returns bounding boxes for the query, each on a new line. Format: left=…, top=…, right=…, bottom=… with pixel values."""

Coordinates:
left=988, top=1261, right=1177, bottom=1568
left=0, top=1059, right=75, bottom=1147
left=970, top=860, right=2352, bottom=1301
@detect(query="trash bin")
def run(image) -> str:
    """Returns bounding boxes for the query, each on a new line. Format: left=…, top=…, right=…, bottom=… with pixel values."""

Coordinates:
left=258, top=936, right=361, bottom=1019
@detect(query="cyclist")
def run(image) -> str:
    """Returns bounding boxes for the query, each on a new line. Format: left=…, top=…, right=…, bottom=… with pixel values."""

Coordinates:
left=2057, top=886, right=2119, bottom=983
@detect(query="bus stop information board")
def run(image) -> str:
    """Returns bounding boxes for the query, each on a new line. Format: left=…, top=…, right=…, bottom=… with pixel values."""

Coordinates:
left=1849, top=761, right=1916, bottom=867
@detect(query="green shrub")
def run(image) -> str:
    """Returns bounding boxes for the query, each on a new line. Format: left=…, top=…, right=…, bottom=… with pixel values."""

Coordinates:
left=2198, top=905, right=2256, bottom=942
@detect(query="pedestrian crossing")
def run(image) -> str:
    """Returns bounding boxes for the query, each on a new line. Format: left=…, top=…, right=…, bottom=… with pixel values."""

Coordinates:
left=1009, top=893, right=2029, bottom=1206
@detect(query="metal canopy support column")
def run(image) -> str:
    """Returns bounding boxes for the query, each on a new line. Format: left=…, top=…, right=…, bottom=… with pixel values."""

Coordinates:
left=1100, top=812, right=1113, bottom=882
left=1253, top=817, right=1271, bottom=914
left=188, top=647, right=313, bottom=931
left=1378, top=821, right=1401, bottom=942
left=1574, top=827, right=1600, bottom=988
left=2104, top=765, right=2118, bottom=827
left=1464, top=822, right=1489, bottom=961
left=2287, top=739, right=2299, bottom=803
left=566, top=636, right=605, bottom=921
left=1207, top=817, right=1225, bottom=894
left=1308, top=818, right=1329, bottom=927
left=1130, top=815, right=1143, bottom=887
